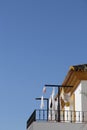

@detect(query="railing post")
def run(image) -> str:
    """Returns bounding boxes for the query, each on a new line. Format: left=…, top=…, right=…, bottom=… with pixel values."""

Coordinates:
left=39, top=109, right=41, bottom=120
left=78, top=111, right=80, bottom=122
left=47, top=99, right=49, bottom=121
left=63, top=110, right=64, bottom=121
left=67, top=110, right=68, bottom=121
left=43, top=110, right=45, bottom=120
left=74, top=111, right=76, bottom=122
left=71, top=111, right=72, bottom=122
left=58, top=87, right=60, bottom=122
left=82, top=111, right=84, bottom=122
left=34, top=110, right=36, bottom=121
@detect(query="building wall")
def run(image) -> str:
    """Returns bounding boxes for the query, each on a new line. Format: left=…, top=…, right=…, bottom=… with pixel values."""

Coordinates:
left=28, top=122, right=87, bottom=130
left=75, top=82, right=82, bottom=111
left=75, top=80, right=87, bottom=111
left=81, top=81, right=87, bottom=111
left=75, top=80, right=87, bottom=121
left=80, top=80, right=87, bottom=121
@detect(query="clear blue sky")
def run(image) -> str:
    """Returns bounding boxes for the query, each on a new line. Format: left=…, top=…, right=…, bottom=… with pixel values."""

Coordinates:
left=0, top=0, right=87, bottom=130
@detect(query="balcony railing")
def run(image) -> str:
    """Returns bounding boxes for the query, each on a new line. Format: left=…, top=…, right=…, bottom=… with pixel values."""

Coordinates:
left=26, top=109, right=87, bottom=128
left=27, top=110, right=36, bottom=128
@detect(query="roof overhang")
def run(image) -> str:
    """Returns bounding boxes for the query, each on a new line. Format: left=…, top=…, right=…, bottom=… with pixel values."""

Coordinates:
left=62, top=64, right=87, bottom=94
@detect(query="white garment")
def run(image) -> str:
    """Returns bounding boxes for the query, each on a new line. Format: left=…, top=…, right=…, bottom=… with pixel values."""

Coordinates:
left=48, top=88, right=56, bottom=120
left=40, top=96, right=44, bottom=109
left=61, top=88, right=70, bottom=103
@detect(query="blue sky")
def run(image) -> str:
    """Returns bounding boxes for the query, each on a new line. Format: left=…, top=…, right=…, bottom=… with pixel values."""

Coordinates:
left=0, top=0, right=87, bottom=130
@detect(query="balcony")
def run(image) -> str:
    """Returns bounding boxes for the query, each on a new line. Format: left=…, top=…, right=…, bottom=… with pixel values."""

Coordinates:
left=26, top=109, right=87, bottom=129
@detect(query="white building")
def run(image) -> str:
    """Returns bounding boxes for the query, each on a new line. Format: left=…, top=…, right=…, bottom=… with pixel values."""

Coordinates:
left=27, top=64, right=87, bottom=130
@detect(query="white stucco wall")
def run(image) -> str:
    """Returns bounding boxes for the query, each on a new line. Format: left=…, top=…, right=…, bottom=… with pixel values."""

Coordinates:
left=75, top=82, right=82, bottom=111
left=75, top=80, right=87, bottom=111
left=81, top=81, right=87, bottom=111
left=80, top=81, right=87, bottom=121
left=75, top=80, right=87, bottom=122
left=28, top=121, right=87, bottom=130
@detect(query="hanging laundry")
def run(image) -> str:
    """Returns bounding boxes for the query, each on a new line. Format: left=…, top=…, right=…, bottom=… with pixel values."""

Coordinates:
left=43, top=86, right=46, bottom=93
left=40, top=96, right=44, bottom=109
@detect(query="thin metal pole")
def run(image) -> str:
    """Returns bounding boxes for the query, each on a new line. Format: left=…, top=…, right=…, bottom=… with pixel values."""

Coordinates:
left=58, top=87, right=60, bottom=122
left=47, top=99, right=49, bottom=121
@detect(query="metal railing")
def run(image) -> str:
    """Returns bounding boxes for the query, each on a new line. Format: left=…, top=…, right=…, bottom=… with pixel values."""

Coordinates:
left=26, top=109, right=87, bottom=128
left=27, top=110, right=36, bottom=128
